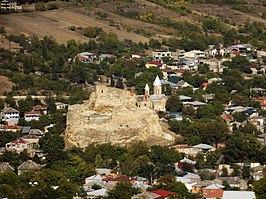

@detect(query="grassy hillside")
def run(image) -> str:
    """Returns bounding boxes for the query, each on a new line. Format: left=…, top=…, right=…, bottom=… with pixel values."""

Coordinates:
left=1, top=0, right=266, bottom=45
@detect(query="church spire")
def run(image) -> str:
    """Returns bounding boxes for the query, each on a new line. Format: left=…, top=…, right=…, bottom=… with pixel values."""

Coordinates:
left=153, top=75, right=161, bottom=86
left=144, top=84, right=150, bottom=100
left=153, top=75, right=162, bottom=96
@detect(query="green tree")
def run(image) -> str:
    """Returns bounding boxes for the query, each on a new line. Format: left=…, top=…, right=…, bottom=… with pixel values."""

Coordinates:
left=106, top=182, right=140, bottom=199
left=253, top=176, right=266, bottom=199
left=166, top=95, right=183, bottom=112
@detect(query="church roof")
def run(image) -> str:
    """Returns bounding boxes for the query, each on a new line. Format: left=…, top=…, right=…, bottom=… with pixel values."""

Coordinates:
left=153, top=75, right=161, bottom=86
left=145, top=83, right=149, bottom=90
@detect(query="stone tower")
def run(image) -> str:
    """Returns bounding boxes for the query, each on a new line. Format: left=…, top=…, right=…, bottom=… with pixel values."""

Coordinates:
left=144, top=84, right=150, bottom=100
left=153, top=75, right=162, bottom=96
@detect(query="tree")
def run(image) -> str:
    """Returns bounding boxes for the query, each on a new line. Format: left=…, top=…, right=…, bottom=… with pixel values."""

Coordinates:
left=166, top=95, right=183, bottom=112
left=232, top=112, right=247, bottom=123
left=106, top=182, right=140, bottom=199
left=154, top=174, right=189, bottom=198
left=253, top=176, right=266, bottom=199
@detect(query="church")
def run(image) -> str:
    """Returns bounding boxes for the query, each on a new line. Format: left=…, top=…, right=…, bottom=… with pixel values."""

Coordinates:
left=137, top=75, right=167, bottom=112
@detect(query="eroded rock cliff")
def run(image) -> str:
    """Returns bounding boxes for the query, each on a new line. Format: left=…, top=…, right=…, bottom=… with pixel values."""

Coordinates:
left=64, top=84, right=176, bottom=148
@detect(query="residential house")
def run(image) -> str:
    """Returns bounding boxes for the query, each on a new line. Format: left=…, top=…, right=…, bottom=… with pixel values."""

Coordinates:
left=1, top=107, right=20, bottom=125
left=208, top=77, right=222, bottom=84
left=205, top=189, right=224, bottom=199
left=247, top=116, right=265, bottom=132
left=0, top=125, right=22, bottom=132
left=220, top=114, right=234, bottom=124
left=87, top=188, right=108, bottom=199
left=202, top=93, right=215, bottom=102
left=183, top=101, right=206, bottom=110
left=227, top=44, right=254, bottom=53
left=131, top=53, right=149, bottom=59
left=254, top=97, right=266, bottom=110
left=102, top=174, right=133, bottom=185
left=0, top=162, right=14, bottom=172
left=132, top=191, right=161, bottom=199
left=32, top=105, right=47, bottom=114
left=21, top=134, right=41, bottom=144
left=24, top=111, right=41, bottom=122
left=218, top=177, right=241, bottom=189
left=203, top=183, right=224, bottom=198
left=5, top=138, right=34, bottom=154
left=55, top=102, right=68, bottom=110
left=170, top=144, right=194, bottom=154
left=249, top=64, right=266, bottom=75
left=218, top=164, right=233, bottom=176
left=95, top=168, right=112, bottom=175
left=152, top=51, right=173, bottom=61
left=175, top=157, right=196, bottom=172
left=17, top=160, right=44, bottom=175
left=182, top=172, right=201, bottom=183
left=85, top=174, right=105, bottom=184
left=99, top=54, right=116, bottom=62
left=250, top=165, right=266, bottom=181
left=149, top=190, right=177, bottom=199
left=0, top=0, right=22, bottom=10
left=192, top=180, right=212, bottom=194
left=179, top=95, right=192, bottom=102
left=205, top=44, right=227, bottom=58
left=145, top=61, right=165, bottom=69
left=257, top=133, right=266, bottom=145
left=176, top=176, right=197, bottom=192
left=209, top=62, right=225, bottom=73
left=76, top=52, right=97, bottom=63
left=183, top=50, right=205, bottom=60
left=175, top=80, right=192, bottom=89
left=160, top=68, right=185, bottom=79
left=193, top=144, right=215, bottom=153
left=22, top=126, right=31, bottom=134
left=44, top=124, right=54, bottom=133
left=29, top=129, right=44, bottom=136
left=167, top=112, right=183, bottom=121
left=222, top=191, right=256, bottom=199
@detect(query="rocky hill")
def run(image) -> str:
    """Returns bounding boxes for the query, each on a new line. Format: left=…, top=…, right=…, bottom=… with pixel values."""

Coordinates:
left=64, top=84, right=176, bottom=148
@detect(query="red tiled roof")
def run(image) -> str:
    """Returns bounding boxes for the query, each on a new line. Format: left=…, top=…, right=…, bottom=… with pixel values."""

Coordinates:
left=24, top=111, right=41, bottom=115
left=103, top=175, right=132, bottom=182
left=0, top=125, right=22, bottom=130
left=148, top=61, right=163, bottom=66
left=220, top=114, right=234, bottom=122
left=202, top=82, right=208, bottom=87
left=205, top=189, right=224, bottom=198
left=150, top=190, right=176, bottom=198
left=32, top=105, right=47, bottom=110
left=11, top=139, right=27, bottom=144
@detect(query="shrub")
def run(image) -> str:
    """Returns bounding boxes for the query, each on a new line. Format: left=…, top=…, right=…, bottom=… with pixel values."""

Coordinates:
left=35, top=3, right=46, bottom=11
left=47, top=3, right=59, bottom=10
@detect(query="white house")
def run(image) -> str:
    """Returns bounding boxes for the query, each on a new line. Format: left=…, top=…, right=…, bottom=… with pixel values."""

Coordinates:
left=222, top=191, right=256, bottom=199
left=152, top=51, right=173, bottom=61
left=0, top=0, right=22, bottom=10
left=183, top=50, right=205, bottom=60
left=24, top=111, right=41, bottom=122
left=1, top=107, right=20, bottom=124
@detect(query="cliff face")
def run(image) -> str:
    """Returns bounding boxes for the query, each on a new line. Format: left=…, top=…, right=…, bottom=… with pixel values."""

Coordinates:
left=64, top=84, right=176, bottom=148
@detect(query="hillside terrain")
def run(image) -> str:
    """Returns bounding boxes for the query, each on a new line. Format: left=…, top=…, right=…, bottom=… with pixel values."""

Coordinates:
left=1, top=0, right=266, bottom=43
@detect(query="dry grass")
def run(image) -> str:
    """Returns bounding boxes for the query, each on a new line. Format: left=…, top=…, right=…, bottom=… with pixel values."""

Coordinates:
left=0, top=75, right=14, bottom=95
left=0, top=9, right=150, bottom=44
